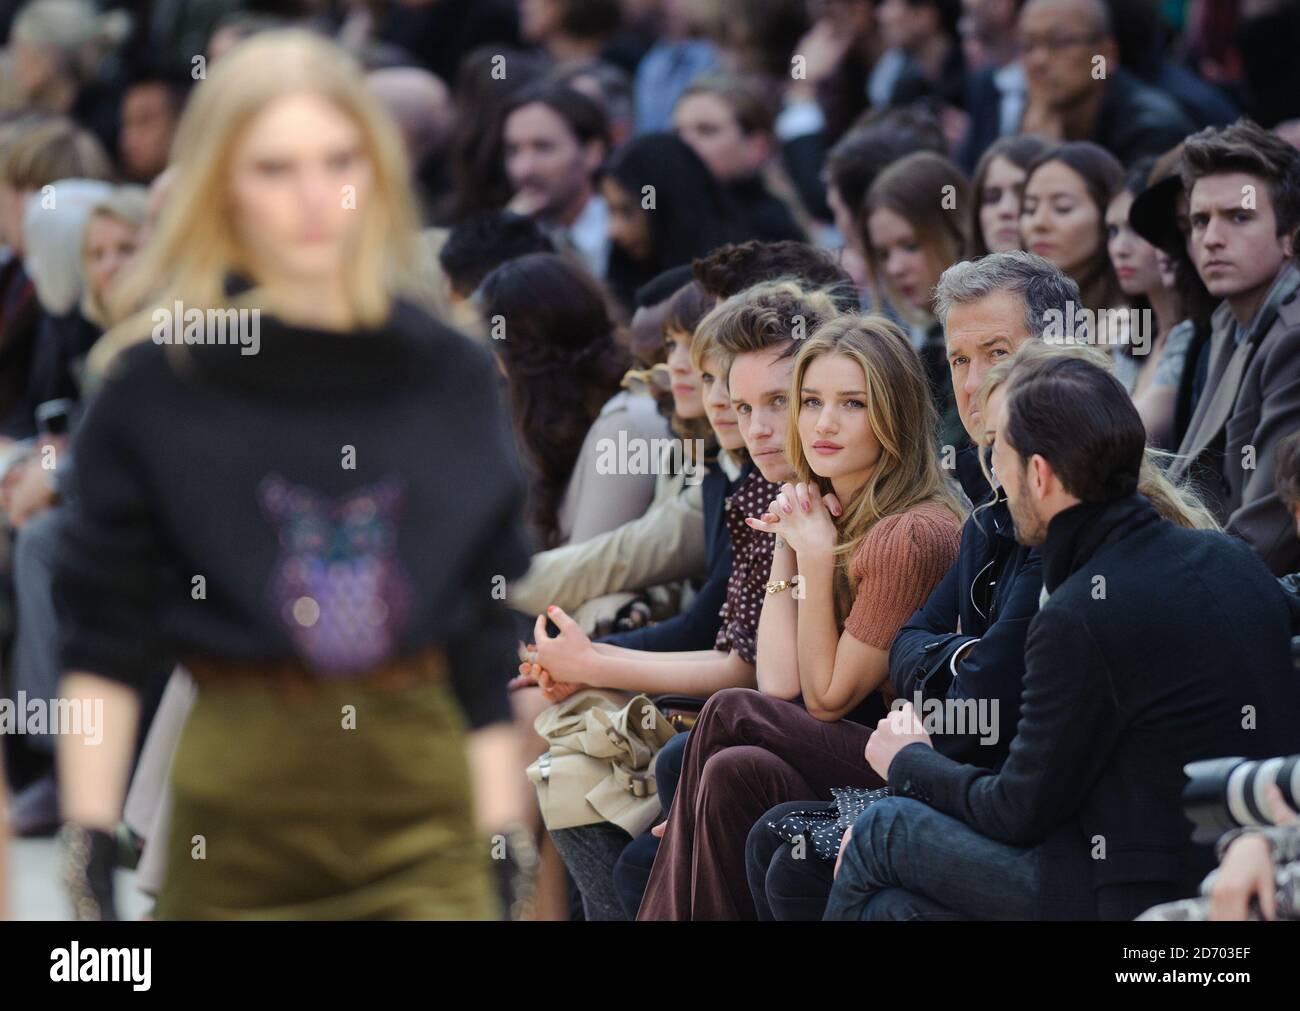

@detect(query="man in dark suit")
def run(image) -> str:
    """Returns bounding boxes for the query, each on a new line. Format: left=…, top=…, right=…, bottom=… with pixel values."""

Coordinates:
left=1010, top=0, right=1193, bottom=166
left=827, top=354, right=1300, bottom=920
left=1168, top=119, right=1300, bottom=576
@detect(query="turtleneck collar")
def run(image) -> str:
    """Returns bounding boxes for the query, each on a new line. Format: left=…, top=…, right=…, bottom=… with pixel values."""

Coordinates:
left=1039, top=493, right=1160, bottom=594
left=172, top=277, right=432, bottom=399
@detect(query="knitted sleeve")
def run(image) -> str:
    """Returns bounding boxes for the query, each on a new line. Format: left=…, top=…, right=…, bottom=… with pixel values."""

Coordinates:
left=843, top=502, right=962, bottom=651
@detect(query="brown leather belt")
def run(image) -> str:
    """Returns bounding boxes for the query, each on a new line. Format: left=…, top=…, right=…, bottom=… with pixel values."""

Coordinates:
left=180, top=646, right=450, bottom=696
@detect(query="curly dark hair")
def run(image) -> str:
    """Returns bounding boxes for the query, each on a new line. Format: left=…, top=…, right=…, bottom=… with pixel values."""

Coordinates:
left=478, top=254, right=631, bottom=549
left=692, top=240, right=856, bottom=308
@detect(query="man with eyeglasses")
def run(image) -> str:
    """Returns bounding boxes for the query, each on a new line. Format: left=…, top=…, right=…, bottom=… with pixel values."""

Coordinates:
left=1013, top=0, right=1193, bottom=166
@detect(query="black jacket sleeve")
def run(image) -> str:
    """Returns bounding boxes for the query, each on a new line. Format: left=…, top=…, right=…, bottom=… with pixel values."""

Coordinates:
left=889, top=560, right=972, bottom=700
left=53, top=370, right=173, bottom=692
left=888, top=603, right=1122, bottom=846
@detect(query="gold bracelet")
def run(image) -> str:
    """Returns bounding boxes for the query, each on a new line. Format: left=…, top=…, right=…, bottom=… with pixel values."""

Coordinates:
left=765, top=578, right=794, bottom=595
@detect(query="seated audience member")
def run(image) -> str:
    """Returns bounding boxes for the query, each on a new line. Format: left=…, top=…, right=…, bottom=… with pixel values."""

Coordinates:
left=501, top=83, right=612, bottom=281
left=1167, top=119, right=1300, bottom=575
left=601, top=132, right=744, bottom=310
left=476, top=253, right=669, bottom=552
left=1126, top=143, right=1220, bottom=452
left=863, top=151, right=970, bottom=446
left=637, top=312, right=964, bottom=920
left=956, top=0, right=1027, bottom=171
left=1014, top=0, right=1194, bottom=165
left=1103, top=0, right=1238, bottom=133
left=519, top=0, right=631, bottom=71
left=827, top=352, right=1300, bottom=921
left=0, top=116, right=113, bottom=440
left=510, top=243, right=860, bottom=629
left=528, top=283, right=845, bottom=701
left=437, top=210, right=556, bottom=304
left=553, top=58, right=636, bottom=148
left=691, top=239, right=860, bottom=311
left=969, top=136, right=1049, bottom=256
left=872, top=0, right=966, bottom=111
left=439, top=45, right=551, bottom=222
left=6, top=0, right=130, bottom=155
left=527, top=283, right=841, bottom=920
left=672, top=74, right=807, bottom=244
left=631, top=0, right=720, bottom=134
left=118, top=62, right=189, bottom=184
left=1105, top=157, right=1193, bottom=437
left=515, top=240, right=856, bottom=647
left=1020, top=143, right=1126, bottom=329
left=746, top=252, right=1221, bottom=920
left=822, top=107, right=948, bottom=300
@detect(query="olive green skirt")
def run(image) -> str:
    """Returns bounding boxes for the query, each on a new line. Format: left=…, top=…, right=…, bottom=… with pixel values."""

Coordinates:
left=155, top=675, right=497, bottom=920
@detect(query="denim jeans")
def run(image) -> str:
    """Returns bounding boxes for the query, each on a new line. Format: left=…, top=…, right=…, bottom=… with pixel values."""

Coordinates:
left=824, top=796, right=1039, bottom=921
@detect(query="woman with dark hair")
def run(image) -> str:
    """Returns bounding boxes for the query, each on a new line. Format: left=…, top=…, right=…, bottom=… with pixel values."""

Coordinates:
left=1020, top=141, right=1126, bottom=321
left=1104, top=155, right=1204, bottom=448
left=969, top=135, right=1049, bottom=256
left=477, top=252, right=669, bottom=552
left=863, top=150, right=970, bottom=447
left=600, top=131, right=743, bottom=310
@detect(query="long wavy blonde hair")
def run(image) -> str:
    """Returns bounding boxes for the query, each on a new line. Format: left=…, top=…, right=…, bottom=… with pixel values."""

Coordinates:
left=90, top=29, right=435, bottom=373
left=787, top=314, right=966, bottom=620
left=975, top=341, right=1220, bottom=531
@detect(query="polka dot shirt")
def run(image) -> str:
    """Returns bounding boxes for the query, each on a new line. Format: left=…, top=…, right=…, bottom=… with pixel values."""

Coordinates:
left=714, top=469, right=782, bottom=665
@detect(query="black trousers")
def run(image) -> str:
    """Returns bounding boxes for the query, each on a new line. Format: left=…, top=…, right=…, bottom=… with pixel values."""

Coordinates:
left=745, top=800, right=836, bottom=921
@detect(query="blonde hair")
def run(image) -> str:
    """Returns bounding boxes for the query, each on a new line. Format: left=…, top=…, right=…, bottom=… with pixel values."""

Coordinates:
left=788, top=314, right=966, bottom=619
left=974, top=340, right=1220, bottom=531
left=79, top=185, right=148, bottom=325
left=11, top=0, right=130, bottom=88
left=91, top=29, right=430, bottom=374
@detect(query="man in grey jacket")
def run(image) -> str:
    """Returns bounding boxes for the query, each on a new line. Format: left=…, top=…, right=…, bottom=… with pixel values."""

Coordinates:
left=1169, top=119, right=1300, bottom=575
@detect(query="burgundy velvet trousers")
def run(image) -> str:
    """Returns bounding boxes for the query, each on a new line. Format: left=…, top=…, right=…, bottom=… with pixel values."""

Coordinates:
left=637, top=687, right=883, bottom=921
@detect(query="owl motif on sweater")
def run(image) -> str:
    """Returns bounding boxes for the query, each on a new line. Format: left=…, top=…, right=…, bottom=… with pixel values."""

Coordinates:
left=258, top=474, right=414, bottom=677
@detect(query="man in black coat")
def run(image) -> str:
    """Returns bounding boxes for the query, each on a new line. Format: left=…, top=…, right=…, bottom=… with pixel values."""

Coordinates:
left=828, top=353, right=1300, bottom=921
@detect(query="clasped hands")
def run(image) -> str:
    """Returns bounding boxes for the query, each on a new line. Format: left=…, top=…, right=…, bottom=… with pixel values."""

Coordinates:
left=743, top=481, right=842, bottom=553
left=509, top=605, right=591, bottom=703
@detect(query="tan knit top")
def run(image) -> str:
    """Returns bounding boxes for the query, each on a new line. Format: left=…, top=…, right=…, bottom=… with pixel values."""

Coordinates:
left=842, top=499, right=963, bottom=651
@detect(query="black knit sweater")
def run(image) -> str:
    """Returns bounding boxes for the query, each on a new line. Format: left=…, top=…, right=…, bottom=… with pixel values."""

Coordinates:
left=52, top=300, right=531, bottom=729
